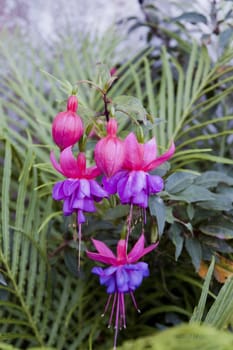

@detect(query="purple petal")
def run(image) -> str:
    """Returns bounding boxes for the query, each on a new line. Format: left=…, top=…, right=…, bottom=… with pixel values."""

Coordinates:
left=52, top=181, right=65, bottom=200
left=62, top=179, right=80, bottom=196
left=147, top=175, right=164, bottom=194
left=63, top=198, right=73, bottom=215
left=77, top=210, right=86, bottom=223
left=79, top=179, right=90, bottom=198
left=116, top=268, right=129, bottom=292
left=89, top=180, right=108, bottom=198
left=103, top=171, right=127, bottom=195
left=92, top=266, right=104, bottom=276
left=132, top=190, right=148, bottom=208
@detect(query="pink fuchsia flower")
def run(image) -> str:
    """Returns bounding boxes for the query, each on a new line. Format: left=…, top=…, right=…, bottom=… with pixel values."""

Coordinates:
left=86, top=233, right=158, bottom=349
left=52, top=95, right=84, bottom=150
left=50, top=147, right=108, bottom=224
left=103, top=133, right=175, bottom=208
left=94, top=119, right=125, bottom=178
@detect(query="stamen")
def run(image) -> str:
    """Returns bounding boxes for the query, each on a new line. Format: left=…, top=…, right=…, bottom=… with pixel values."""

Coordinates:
left=78, top=221, right=82, bottom=270
left=130, top=291, right=141, bottom=313
left=120, top=292, right=126, bottom=328
left=101, top=294, right=112, bottom=317
left=113, top=293, right=120, bottom=350
left=108, top=293, right=117, bottom=327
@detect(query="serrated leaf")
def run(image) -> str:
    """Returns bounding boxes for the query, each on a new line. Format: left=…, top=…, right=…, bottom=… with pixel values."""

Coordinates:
left=185, top=237, right=202, bottom=271
left=149, top=196, right=166, bottom=237
left=199, top=218, right=233, bottom=240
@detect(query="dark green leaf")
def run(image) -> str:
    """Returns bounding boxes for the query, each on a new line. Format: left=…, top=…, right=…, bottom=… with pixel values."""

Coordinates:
left=173, top=12, right=208, bottom=24
left=199, top=218, right=233, bottom=240
left=168, top=223, right=184, bottom=260
left=197, top=194, right=233, bottom=211
left=185, top=237, right=202, bottom=271
left=149, top=196, right=166, bottom=237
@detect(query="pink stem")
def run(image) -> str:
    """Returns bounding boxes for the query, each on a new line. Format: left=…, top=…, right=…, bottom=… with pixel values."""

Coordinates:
left=126, top=203, right=133, bottom=254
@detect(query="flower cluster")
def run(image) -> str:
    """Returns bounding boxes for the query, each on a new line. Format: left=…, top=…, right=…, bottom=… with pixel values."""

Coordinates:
left=50, top=93, right=175, bottom=348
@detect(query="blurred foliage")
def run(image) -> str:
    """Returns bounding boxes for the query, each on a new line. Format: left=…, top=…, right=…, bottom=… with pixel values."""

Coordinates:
left=0, top=2, right=233, bottom=347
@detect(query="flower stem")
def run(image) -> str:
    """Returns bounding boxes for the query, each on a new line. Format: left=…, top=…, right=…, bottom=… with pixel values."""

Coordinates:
left=126, top=204, right=133, bottom=254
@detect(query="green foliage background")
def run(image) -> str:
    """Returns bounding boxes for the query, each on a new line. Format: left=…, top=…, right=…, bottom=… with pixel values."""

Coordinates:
left=0, top=14, right=233, bottom=350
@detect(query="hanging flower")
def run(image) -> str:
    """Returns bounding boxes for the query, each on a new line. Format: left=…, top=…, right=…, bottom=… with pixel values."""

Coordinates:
left=50, top=147, right=108, bottom=224
left=94, top=119, right=125, bottom=178
left=52, top=95, right=84, bottom=150
left=103, top=133, right=175, bottom=208
left=86, top=233, right=158, bottom=349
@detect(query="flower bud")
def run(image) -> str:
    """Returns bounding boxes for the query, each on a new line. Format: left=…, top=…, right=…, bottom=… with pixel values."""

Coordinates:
left=94, top=119, right=125, bottom=178
left=52, top=95, right=84, bottom=150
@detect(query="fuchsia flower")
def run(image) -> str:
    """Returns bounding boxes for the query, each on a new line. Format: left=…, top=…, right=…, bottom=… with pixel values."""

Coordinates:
left=94, top=119, right=125, bottom=178
left=50, top=147, right=108, bottom=224
left=87, top=233, right=158, bottom=349
left=52, top=95, right=84, bottom=150
left=103, top=133, right=175, bottom=208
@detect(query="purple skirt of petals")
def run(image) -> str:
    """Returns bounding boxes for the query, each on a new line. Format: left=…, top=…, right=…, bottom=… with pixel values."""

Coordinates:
left=92, top=262, right=149, bottom=294
left=52, top=179, right=108, bottom=223
left=103, top=170, right=164, bottom=208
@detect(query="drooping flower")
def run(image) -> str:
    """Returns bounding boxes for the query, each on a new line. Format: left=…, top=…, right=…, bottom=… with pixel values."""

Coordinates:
left=103, top=133, right=175, bottom=208
left=86, top=233, right=158, bottom=349
left=52, top=95, right=84, bottom=150
left=51, top=147, right=108, bottom=224
left=94, top=119, right=125, bottom=178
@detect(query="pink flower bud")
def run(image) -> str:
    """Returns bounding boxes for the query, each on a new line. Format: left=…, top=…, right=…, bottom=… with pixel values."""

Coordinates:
left=52, top=96, right=84, bottom=150
left=94, top=119, right=125, bottom=178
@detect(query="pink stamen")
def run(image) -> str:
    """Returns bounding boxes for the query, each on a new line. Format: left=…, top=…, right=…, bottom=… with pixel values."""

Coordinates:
left=113, top=293, right=120, bottom=350
left=78, top=221, right=82, bottom=270
left=130, top=291, right=141, bottom=313
left=102, top=294, right=112, bottom=317
left=108, top=293, right=117, bottom=327
left=120, top=292, right=126, bottom=328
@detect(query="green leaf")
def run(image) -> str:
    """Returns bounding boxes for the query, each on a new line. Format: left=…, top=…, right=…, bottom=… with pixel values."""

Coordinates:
left=185, top=237, right=202, bottom=271
left=168, top=223, right=184, bottom=261
left=119, top=323, right=233, bottom=350
left=168, top=185, right=214, bottom=203
left=194, top=171, right=233, bottom=188
left=197, top=194, right=233, bottom=211
left=173, top=12, right=208, bottom=24
left=190, top=256, right=215, bottom=323
left=149, top=196, right=166, bottom=237
left=165, top=172, right=197, bottom=194
left=113, top=95, right=147, bottom=124
left=199, top=218, right=233, bottom=240
left=204, top=277, right=233, bottom=329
